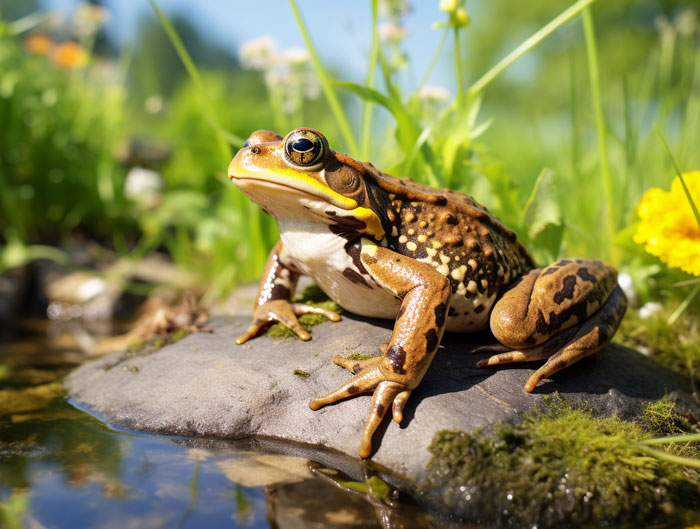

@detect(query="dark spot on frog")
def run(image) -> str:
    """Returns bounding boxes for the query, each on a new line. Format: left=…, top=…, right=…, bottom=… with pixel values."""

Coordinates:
left=577, top=267, right=596, bottom=282
left=352, top=364, right=361, bottom=374
left=445, top=213, right=458, bottom=224
left=348, top=384, right=360, bottom=394
left=547, top=359, right=568, bottom=374
left=434, top=302, right=447, bottom=327
left=329, top=218, right=367, bottom=240
left=448, top=306, right=457, bottom=316
left=553, top=275, right=577, bottom=304
left=325, top=210, right=337, bottom=216
left=434, top=196, right=447, bottom=206
left=414, top=245, right=428, bottom=259
left=386, top=344, right=407, bottom=374
left=558, top=259, right=573, bottom=266
left=474, top=304, right=485, bottom=314
left=343, top=268, right=372, bottom=288
left=542, top=266, right=559, bottom=276
left=344, top=239, right=368, bottom=274
left=375, top=404, right=385, bottom=417
left=425, top=328, right=439, bottom=352
left=269, top=283, right=291, bottom=301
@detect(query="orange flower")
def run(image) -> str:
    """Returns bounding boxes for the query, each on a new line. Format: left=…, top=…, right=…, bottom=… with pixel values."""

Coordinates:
left=25, top=34, right=53, bottom=55
left=52, top=42, right=88, bottom=69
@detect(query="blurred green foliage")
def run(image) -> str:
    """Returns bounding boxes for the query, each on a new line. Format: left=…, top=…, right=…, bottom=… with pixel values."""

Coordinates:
left=0, top=20, right=130, bottom=243
left=0, top=0, right=698, bottom=310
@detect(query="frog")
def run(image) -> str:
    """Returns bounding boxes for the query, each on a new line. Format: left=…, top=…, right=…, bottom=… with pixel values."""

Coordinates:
left=228, top=127, right=627, bottom=459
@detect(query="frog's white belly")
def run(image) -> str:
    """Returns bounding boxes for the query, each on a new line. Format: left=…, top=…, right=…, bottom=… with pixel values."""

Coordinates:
left=279, top=228, right=401, bottom=319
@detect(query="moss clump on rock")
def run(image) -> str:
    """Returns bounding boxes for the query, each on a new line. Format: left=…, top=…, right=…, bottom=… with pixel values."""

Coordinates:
left=417, top=398, right=700, bottom=528
left=266, top=285, right=342, bottom=338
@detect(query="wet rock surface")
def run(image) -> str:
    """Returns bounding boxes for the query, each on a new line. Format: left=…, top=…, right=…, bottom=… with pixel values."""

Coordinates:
left=65, top=312, right=695, bottom=481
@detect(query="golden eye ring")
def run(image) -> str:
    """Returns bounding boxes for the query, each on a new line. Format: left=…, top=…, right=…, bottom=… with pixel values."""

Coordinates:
left=284, top=129, right=326, bottom=168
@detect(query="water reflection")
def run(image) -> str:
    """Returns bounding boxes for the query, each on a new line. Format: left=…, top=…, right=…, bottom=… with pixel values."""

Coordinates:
left=0, top=374, right=448, bottom=529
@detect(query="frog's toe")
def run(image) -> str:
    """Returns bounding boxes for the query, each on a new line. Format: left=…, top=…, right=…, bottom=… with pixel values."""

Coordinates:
left=291, top=303, right=341, bottom=322
left=359, top=381, right=409, bottom=458
left=309, top=364, right=383, bottom=410
left=333, top=354, right=382, bottom=374
left=235, top=318, right=272, bottom=345
left=470, top=342, right=511, bottom=355
left=475, top=348, right=552, bottom=368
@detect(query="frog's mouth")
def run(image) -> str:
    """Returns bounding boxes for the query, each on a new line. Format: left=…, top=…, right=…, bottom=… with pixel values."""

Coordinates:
left=229, top=163, right=358, bottom=211
left=228, top=154, right=386, bottom=240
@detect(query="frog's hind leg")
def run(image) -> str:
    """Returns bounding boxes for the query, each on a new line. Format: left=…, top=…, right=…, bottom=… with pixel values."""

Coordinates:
left=478, top=285, right=627, bottom=392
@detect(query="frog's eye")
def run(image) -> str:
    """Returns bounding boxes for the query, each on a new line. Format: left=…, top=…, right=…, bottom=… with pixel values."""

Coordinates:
left=324, top=161, right=362, bottom=195
left=284, top=129, right=325, bottom=167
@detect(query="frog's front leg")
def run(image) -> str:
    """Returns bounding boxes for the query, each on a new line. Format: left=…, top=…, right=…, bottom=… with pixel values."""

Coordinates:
left=235, top=240, right=341, bottom=344
left=309, top=238, right=451, bottom=458
left=478, top=259, right=627, bottom=392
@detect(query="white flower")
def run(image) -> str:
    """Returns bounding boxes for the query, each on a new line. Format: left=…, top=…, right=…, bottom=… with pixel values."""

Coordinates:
left=238, top=36, right=277, bottom=71
left=638, top=301, right=663, bottom=319
left=378, top=21, right=408, bottom=43
left=616, top=273, right=636, bottom=304
left=281, top=47, right=310, bottom=67
left=125, top=167, right=163, bottom=207
left=418, top=84, right=450, bottom=103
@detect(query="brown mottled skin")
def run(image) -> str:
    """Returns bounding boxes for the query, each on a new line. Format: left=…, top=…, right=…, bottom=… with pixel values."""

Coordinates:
left=228, top=128, right=627, bottom=458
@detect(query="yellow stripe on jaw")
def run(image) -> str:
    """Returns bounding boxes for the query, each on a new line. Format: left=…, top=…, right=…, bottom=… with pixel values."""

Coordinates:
left=236, top=164, right=359, bottom=210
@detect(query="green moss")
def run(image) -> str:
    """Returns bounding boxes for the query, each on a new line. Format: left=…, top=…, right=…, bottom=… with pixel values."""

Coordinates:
left=293, top=369, right=310, bottom=379
left=265, top=286, right=342, bottom=339
left=346, top=353, right=375, bottom=361
left=639, top=397, right=695, bottom=438
left=418, top=398, right=700, bottom=528
left=0, top=383, right=64, bottom=417
left=617, top=304, right=700, bottom=381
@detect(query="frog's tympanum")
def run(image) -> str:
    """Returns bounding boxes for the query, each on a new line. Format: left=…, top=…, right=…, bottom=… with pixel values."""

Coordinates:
left=229, top=128, right=627, bottom=458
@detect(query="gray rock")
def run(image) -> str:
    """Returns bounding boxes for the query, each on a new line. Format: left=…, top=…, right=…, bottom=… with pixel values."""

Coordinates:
left=65, top=313, right=695, bottom=481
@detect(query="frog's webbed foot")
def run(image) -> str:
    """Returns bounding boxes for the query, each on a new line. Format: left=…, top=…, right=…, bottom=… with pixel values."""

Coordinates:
left=235, top=300, right=341, bottom=344
left=309, top=355, right=412, bottom=459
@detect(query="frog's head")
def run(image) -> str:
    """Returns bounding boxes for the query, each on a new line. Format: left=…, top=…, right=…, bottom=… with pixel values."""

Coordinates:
left=229, top=128, right=387, bottom=240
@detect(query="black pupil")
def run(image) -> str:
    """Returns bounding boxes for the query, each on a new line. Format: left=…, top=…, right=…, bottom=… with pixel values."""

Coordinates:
left=293, top=138, right=315, bottom=152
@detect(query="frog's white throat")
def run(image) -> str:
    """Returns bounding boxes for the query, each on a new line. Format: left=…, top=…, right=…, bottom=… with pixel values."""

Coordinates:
left=276, top=212, right=402, bottom=320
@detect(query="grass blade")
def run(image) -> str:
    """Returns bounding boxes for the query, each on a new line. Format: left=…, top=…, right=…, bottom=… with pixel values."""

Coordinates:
left=668, top=283, right=700, bottom=326
left=641, top=433, right=700, bottom=445
left=582, top=6, right=617, bottom=266
left=636, top=444, right=700, bottom=470
left=468, top=0, right=596, bottom=96
left=148, top=0, right=240, bottom=160
left=360, top=0, right=380, bottom=159
left=655, top=126, right=700, bottom=230
left=289, top=0, right=359, bottom=155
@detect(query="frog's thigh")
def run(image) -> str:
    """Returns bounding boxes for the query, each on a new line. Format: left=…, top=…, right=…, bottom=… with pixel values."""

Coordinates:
left=522, top=285, right=626, bottom=391
left=490, top=259, right=618, bottom=348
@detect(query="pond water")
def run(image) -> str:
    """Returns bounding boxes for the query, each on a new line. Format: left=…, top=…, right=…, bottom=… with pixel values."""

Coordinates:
left=0, top=330, right=470, bottom=529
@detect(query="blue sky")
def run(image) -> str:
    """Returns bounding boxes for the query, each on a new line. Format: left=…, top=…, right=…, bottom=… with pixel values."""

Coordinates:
left=42, top=0, right=460, bottom=91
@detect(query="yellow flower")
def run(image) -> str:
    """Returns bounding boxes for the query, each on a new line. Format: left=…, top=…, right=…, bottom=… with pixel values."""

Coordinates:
left=25, top=34, right=53, bottom=55
left=634, top=170, right=700, bottom=276
left=52, top=42, right=88, bottom=69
